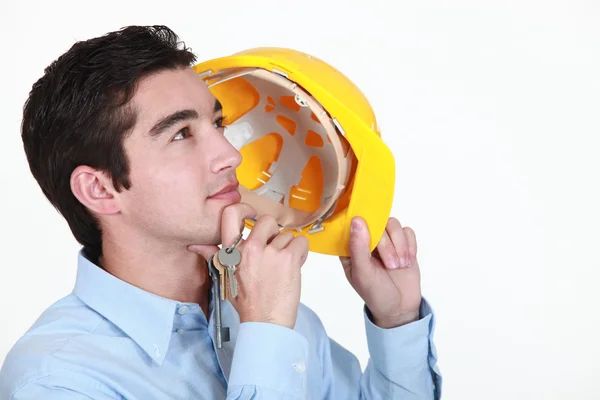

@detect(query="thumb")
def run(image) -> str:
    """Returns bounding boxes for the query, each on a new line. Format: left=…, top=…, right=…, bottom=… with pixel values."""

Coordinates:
left=348, top=217, right=372, bottom=269
left=187, top=244, right=220, bottom=261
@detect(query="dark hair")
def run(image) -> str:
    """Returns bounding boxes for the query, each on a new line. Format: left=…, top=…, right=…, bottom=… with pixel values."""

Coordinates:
left=21, top=25, right=197, bottom=262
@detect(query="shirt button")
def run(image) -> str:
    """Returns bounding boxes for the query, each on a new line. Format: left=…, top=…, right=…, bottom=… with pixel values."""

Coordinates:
left=178, top=306, right=189, bottom=315
left=292, top=362, right=305, bottom=372
left=177, top=328, right=185, bottom=334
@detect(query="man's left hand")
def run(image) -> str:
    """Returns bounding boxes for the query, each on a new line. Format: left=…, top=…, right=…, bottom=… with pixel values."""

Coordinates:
left=340, top=216, right=422, bottom=329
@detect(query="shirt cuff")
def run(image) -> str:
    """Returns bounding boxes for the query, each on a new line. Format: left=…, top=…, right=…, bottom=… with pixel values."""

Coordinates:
left=228, top=321, right=309, bottom=398
left=364, top=297, right=435, bottom=376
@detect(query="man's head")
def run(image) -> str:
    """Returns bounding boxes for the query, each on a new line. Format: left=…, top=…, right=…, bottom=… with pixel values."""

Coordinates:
left=22, top=25, right=242, bottom=262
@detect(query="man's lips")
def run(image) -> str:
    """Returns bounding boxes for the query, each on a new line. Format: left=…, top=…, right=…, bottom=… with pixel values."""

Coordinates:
left=207, top=182, right=241, bottom=200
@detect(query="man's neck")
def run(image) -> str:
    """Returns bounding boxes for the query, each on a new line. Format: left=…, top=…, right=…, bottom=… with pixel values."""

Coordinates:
left=98, top=232, right=212, bottom=318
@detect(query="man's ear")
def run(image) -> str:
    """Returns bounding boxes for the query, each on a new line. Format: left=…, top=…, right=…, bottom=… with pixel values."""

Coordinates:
left=70, top=166, right=121, bottom=215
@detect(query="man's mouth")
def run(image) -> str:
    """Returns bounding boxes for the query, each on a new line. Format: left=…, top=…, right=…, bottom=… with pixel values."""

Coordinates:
left=207, top=182, right=241, bottom=202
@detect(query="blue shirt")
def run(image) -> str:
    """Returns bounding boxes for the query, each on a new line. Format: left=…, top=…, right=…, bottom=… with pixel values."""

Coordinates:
left=0, top=251, right=442, bottom=399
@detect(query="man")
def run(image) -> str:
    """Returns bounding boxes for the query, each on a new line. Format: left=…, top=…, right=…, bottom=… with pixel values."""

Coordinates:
left=0, top=25, right=442, bottom=399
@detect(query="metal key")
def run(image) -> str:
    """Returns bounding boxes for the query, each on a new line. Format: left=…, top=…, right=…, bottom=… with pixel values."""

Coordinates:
left=218, top=246, right=241, bottom=299
left=207, top=255, right=230, bottom=348
left=206, top=233, right=243, bottom=349
left=217, top=233, right=243, bottom=299
left=226, top=265, right=238, bottom=299
left=212, top=253, right=228, bottom=301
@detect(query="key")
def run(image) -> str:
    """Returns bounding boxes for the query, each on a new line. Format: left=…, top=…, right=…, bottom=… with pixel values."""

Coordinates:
left=218, top=246, right=241, bottom=299
left=212, top=253, right=228, bottom=301
left=226, top=264, right=237, bottom=299
left=216, top=233, right=243, bottom=299
left=207, top=255, right=230, bottom=348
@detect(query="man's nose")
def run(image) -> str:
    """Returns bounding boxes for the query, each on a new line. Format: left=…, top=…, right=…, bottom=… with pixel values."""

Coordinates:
left=210, top=130, right=242, bottom=174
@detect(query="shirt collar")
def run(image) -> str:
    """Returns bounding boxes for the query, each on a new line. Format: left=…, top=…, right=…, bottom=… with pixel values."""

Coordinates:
left=73, top=250, right=182, bottom=365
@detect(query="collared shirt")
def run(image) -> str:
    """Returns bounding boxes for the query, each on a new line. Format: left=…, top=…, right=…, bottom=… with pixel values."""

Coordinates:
left=0, top=250, right=442, bottom=399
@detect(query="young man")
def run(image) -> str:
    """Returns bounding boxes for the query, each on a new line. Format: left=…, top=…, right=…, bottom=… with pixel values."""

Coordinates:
left=0, top=25, right=442, bottom=399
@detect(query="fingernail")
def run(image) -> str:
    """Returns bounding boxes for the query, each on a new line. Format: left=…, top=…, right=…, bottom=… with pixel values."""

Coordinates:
left=389, top=257, right=400, bottom=269
left=351, top=218, right=361, bottom=233
left=400, top=256, right=410, bottom=268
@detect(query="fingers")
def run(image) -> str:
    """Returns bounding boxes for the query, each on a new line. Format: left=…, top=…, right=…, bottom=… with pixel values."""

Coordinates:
left=339, top=256, right=353, bottom=282
left=375, top=227, right=402, bottom=269
left=348, top=217, right=372, bottom=269
left=269, top=231, right=295, bottom=250
left=284, top=235, right=309, bottom=265
left=246, top=215, right=281, bottom=246
left=403, top=226, right=418, bottom=265
left=380, top=217, right=414, bottom=269
left=220, top=203, right=257, bottom=247
left=188, top=203, right=256, bottom=260
left=187, top=244, right=220, bottom=261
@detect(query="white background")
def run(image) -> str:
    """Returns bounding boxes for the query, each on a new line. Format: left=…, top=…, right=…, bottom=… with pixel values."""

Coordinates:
left=1, top=1, right=599, bottom=399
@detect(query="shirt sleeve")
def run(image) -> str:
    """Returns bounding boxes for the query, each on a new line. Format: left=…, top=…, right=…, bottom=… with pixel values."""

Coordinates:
left=226, top=299, right=443, bottom=400
left=360, top=297, right=443, bottom=399
left=227, top=321, right=310, bottom=399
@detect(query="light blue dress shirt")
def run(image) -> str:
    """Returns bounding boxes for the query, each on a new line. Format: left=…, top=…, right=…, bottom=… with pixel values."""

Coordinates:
left=0, top=251, right=442, bottom=399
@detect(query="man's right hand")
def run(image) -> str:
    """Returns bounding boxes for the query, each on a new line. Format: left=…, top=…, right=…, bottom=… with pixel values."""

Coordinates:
left=188, top=203, right=309, bottom=330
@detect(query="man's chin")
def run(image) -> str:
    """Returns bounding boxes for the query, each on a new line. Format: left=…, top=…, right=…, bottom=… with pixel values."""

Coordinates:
left=185, top=225, right=224, bottom=250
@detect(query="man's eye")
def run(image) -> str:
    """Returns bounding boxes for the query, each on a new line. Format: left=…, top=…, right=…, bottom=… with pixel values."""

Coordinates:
left=172, top=127, right=190, bottom=141
left=214, top=116, right=227, bottom=130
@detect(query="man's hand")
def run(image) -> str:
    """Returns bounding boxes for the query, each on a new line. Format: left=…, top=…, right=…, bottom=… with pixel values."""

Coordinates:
left=340, top=216, right=422, bottom=329
left=188, top=204, right=309, bottom=330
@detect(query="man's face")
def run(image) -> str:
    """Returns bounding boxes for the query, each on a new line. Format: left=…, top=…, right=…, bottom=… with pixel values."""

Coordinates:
left=118, top=67, right=242, bottom=247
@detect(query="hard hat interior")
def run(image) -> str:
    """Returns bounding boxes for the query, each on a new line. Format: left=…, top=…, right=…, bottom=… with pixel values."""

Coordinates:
left=206, top=67, right=357, bottom=231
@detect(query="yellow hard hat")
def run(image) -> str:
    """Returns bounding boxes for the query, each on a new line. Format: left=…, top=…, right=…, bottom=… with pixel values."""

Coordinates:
left=192, top=48, right=395, bottom=257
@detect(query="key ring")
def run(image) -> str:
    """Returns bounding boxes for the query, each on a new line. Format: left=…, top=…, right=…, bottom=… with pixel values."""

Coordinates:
left=225, top=232, right=243, bottom=254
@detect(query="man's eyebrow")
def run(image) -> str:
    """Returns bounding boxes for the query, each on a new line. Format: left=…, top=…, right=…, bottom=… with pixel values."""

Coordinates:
left=148, top=109, right=198, bottom=137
